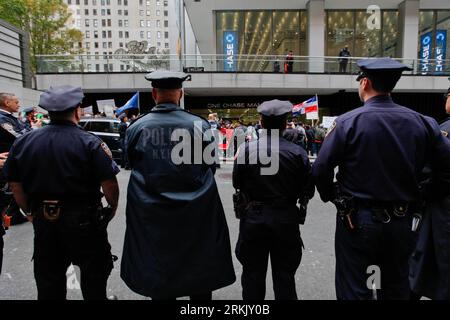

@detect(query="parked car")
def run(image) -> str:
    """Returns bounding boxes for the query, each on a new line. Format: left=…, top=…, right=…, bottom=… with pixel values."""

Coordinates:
left=78, top=117, right=122, bottom=164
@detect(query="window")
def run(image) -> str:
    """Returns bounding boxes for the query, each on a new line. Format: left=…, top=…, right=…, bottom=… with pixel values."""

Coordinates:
left=76, top=0, right=80, bottom=4
left=165, top=43, right=169, bottom=48
left=147, top=10, right=151, bottom=16
left=120, top=65, right=125, bottom=71
left=101, top=0, right=105, bottom=4
left=164, top=31, right=168, bottom=39
left=94, top=42, right=99, bottom=48
left=106, top=0, right=110, bottom=4
left=125, top=31, right=129, bottom=38
left=108, top=30, right=112, bottom=38
left=119, top=31, right=123, bottom=38
left=147, top=20, right=151, bottom=27
left=156, top=10, right=160, bottom=16
left=164, top=1, right=168, bottom=6
left=85, top=9, right=89, bottom=15
left=140, top=31, right=144, bottom=39
left=87, top=64, right=92, bottom=72
left=94, top=30, right=98, bottom=38
left=93, top=0, right=97, bottom=4
left=139, top=0, right=143, bottom=5
left=147, top=31, right=151, bottom=39
left=164, top=20, right=168, bottom=28
left=139, top=10, right=144, bottom=16
left=118, top=20, right=123, bottom=27
left=101, top=9, right=105, bottom=15
left=118, top=0, right=121, bottom=4
left=76, top=9, right=80, bottom=15
left=103, top=42, right=107, bottom=49
left=84, top=0, right=88, bottom=5
left=85, top=19, right=90, bottom=27
left=68, top=0, right=72, bottom=4
left=157, top=31, right=161, bottom=39
left=107, top=19, right=111, bottom=27
left=108, top=42, right=112, bottom=49
left=102, top=31, right=106, bottom=38
left=124, top=10, right=128, bottom=16
left=93, top=9, right=97, bottom=16
left=118, top=9, right=122, bottom=15
left=146, top=0, right=150, bottom=5
left=156, top=20, right=161, bottom=28
left=76, top=19, right=81, bottom=27
left=85, top=42, right=90, bottom=49
left=96, top=64, right=100, bottom=72
left=164, top=10, right=168, bottom=17
left=124, top=20, right=129, bottom=27
left=119, top=42, right=123, bottom=47
left=85, top=31, right=90, bottom=38
left=93, top=19, right=98, bottom=27
left=107, top=9, right=111, bottom=15
left=89, top=122, right=111, bottom=133
left=157, top=42, right=161, bottom=47
left=102, top=19, right=106, bottom=27
left=124, top=0, right=128, bottom=5
left=140, top=20, right=145, bottom=27
left=156, top=1, right=160, bottom=5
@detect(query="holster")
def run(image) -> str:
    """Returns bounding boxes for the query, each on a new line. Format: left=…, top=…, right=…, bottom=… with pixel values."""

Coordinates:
left=42, top=200, right=61, bottom=222
left=233, top=190, right=249, bottom=219
left=298, top=196, right=309, bottom=225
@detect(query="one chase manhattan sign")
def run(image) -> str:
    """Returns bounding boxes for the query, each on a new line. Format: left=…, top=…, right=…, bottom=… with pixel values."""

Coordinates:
left=223, top=31, right=238, bottom=72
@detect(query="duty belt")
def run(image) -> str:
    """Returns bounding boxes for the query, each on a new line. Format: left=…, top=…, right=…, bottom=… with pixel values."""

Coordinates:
left=355, top=199, right=410, bottom=224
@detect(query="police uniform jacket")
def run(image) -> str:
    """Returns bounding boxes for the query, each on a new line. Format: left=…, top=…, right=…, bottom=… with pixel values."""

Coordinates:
left=313, top=95, right=450, bottom=203
left=233, top=134, right=314, bottom=224
left=3, top=120, right=119, bottom=203
left=120, top=103, right=236, bottom=298
left=409, top=118, right=450, bottom=300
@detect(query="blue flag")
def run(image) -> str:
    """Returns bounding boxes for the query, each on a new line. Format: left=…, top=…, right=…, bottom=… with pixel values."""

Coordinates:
left=115, top=92, right=139, bottom=115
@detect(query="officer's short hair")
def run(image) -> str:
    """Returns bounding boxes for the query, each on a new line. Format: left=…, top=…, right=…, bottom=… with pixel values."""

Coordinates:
left=0, top=93, right=15, bottom=107
left=367, top=71, right=402, bottom=94
left=261, top=114, right=288, bottom=131
left=48, top=107, right=78, bottom=121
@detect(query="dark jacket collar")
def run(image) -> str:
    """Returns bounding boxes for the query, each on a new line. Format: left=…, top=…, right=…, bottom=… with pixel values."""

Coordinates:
left=151, top=103, right=181, bottom=112
left=364, top=95, right=393, bottom=107
left=49, top=120, right=78, bottom=127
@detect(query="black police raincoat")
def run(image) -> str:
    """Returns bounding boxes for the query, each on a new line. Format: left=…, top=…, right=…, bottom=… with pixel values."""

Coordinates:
left=121, top=103, right=235, bottom=298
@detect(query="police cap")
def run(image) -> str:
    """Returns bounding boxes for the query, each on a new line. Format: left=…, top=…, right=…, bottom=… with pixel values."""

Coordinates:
left=144, top=70, right=191, bottom=89
left=257, top=99, right=293, bottom=117
left=39, top=85, right=84, bottom=112
left=356, top=58, right=412, bottom=81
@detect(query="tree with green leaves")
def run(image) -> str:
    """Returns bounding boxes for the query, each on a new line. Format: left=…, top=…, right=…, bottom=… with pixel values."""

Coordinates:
left=0, top=0, right=83, bottom=75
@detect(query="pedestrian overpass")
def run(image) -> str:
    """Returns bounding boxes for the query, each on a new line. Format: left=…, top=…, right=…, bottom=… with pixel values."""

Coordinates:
left=35, top=54, right=450, bottom=95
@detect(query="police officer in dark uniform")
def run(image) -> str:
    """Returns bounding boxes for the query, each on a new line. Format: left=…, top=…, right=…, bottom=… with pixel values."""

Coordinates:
left=0, top=93, right=31, bottom=271
left=117, top=113, right=129, bottom=169
left=409, top=81, right=450, bottom=300
left=3, top=85, right=120, bottom=300
left=121, top=71, right=235, bottom=300
left=313, top=58, right=450, bottom=300
left=233, top=99, right=314, bottom=300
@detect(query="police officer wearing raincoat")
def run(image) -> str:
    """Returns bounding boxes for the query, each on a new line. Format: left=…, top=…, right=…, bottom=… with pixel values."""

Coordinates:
left=121, top=71, right=236, bottom=300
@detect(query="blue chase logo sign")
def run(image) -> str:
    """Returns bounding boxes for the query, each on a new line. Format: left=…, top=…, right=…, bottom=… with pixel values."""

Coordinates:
left=223, top=31, right=238, bottom=72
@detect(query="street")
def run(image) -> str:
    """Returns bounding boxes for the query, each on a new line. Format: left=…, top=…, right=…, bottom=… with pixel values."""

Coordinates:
left=0, top=162, right=337, bottom=300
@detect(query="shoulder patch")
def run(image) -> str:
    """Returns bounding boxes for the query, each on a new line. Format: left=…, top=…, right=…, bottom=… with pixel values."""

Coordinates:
left=441, top=130, right=448, bottom=137
left=100, top=142, right=113, bottom=159
left=0, top=122, right=21, bottom=138
left=325, top=121, right=337, bottom=138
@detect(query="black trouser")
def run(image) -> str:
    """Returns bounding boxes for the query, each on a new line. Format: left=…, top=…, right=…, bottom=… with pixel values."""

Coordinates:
left=32, top=217, right=113, bottom=300
left=339, top=61, right=348, bottom=73
left=236, top=221, right=302, bottom=300
left=335, top=206, right=413, bottom=300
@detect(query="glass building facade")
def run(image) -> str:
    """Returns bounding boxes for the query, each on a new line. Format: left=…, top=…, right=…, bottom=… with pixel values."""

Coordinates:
left=216, top=10, right=307, bottom=72
left=326, top=10, right=399, bottom=72
left=418, top=10, right=450, bottom=74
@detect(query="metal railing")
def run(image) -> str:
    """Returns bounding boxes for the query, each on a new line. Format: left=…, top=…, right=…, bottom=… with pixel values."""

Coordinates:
left=35, top=53, right=450, bottom=76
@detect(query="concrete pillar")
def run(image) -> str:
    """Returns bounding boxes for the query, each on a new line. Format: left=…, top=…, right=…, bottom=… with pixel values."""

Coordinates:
left=307, top=0, right=325, bottom=72
left=397, top=0, right=419, bottom=70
